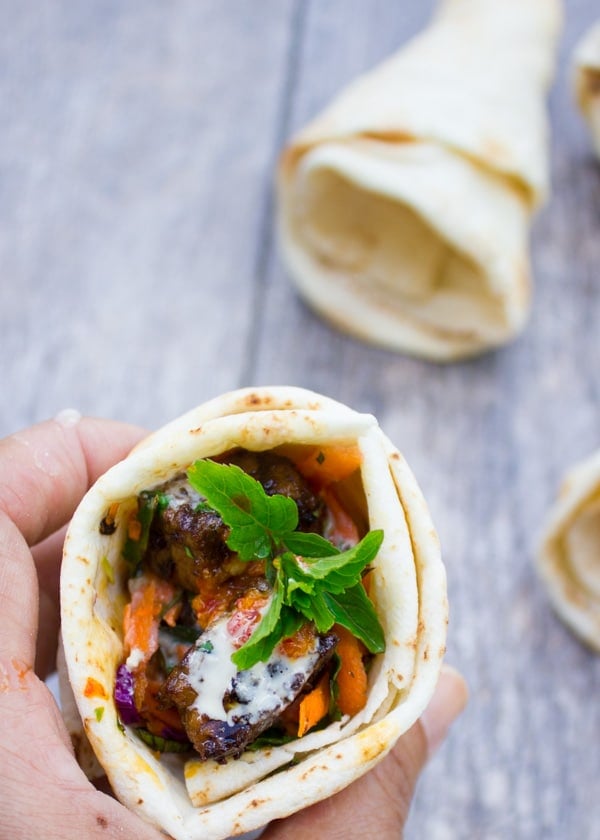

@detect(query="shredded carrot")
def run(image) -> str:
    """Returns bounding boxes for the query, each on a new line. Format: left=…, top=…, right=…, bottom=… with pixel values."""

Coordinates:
left=362, top=569, right=375, bottom=598
left=124, top=579, right=158, bottom=660
left=133, top=668, right=148, bottom=713
left=297, top=670, right=330, bottom=737
left=162, top=601, right=182, bottom=628
left=123, top=574, right=177, bottom=666
left=335, top=626, right=368, bottom=717
left=296, top=445, right=362, bottom=490
left=321, top=487, right=360, bottom=548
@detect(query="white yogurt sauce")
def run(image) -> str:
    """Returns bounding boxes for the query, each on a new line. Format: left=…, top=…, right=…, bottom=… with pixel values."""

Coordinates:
left=184, top=616, right=321, bottom=726
left=158, top=477, right=203, bottom=509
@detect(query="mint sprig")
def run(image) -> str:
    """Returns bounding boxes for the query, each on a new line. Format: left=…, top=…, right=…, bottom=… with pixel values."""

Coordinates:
left=187, top=458, right=386, bottom=669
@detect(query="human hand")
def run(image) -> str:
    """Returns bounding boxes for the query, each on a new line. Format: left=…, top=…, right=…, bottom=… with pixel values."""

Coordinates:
left=262, top=664, right=467, bottom=840
left=0, top=411, right=467, bottom=839
left=0, top=411, right=164, bottom=839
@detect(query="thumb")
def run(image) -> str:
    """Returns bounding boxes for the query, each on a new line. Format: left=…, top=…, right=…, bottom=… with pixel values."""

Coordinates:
left=262, top=664, right=468, bottom=840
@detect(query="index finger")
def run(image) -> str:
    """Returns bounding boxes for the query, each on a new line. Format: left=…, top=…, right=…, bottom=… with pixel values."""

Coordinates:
left=0, top=410, right=147, bottom=547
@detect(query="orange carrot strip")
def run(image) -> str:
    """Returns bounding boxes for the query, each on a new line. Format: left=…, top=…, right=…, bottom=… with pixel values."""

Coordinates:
left=296, top=445, right=362, bottom=490
left=123, top=574, right=177, bottom=665
left=362, top=569, right=375, bottom=598
left=162, top=602, right=182, bottom=628
left=123, top=579, right=158, bottom=662
left=335, top=626, right=368, bottom=717
left=297, top=670, right=330, bottom=737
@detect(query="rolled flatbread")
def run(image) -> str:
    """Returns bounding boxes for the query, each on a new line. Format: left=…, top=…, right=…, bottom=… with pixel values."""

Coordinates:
left=573, top=20, right=600, bottom=158
left=277, top=0, right=561, bottom=360
left=538, top=449, right=600, bottom=652
left=59, top=387, right=447, bottom=840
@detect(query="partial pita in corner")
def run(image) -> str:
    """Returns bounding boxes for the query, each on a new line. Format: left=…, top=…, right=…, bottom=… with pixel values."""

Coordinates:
left=277, top=0, right=561, bottom=361
left=573, top=20, right=600, bottom=158
left=538, top=449, right=600, bottom=652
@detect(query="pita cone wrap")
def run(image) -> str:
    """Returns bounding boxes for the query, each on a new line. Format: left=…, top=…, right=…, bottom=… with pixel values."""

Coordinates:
left=277, top=0, right=561, bottom=361
left=574, top=20, right=600, bottom=159
left=538, top=449, right=600, bottom=652
left=59, top=387, right=447, bottom=840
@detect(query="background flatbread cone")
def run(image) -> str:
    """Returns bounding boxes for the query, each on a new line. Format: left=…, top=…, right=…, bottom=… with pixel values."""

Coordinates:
left=538, top=449, right=600, bottom=652
left=277, top=0, right=561, bottom=361
left=573, top=20, right=600, bottom=158
left=60, top=386, right=447, bottom=840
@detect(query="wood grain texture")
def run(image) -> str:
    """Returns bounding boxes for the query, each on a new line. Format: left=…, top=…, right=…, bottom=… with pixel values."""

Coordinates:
left=1, top=1, right=599, bottom=838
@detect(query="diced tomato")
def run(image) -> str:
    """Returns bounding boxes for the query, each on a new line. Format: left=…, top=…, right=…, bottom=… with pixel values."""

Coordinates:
left=227, top=609, right=262, bottom=648
left=278, top=622, right=316, bottom=659
left=192, top=591, right=231, bottom=627
left=297, top=670, right=330, bottom=736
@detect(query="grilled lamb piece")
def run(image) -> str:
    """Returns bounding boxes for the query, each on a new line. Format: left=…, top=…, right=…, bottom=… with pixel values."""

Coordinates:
left=146, top=502, right=233, bottom=592
left=224, top=450, right=325, bottom=533
left=143, top=450, right=325, bottom=590
left=159, top=611, right=337, bottom=761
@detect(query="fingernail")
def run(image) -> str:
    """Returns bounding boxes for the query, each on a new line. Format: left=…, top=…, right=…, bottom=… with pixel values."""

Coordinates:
left=420, top=664, right=469, bottom=758
left=54, top=408, right=82, bottom=428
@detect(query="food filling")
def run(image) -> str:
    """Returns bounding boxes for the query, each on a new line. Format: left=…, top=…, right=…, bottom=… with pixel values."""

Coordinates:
left=108, top=446, right=385, bottom=761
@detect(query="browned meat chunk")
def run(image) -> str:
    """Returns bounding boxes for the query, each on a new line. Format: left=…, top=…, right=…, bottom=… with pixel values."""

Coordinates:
left=143, top=450, right=325, bottom=591
left=146, top=504, right=233, bottom=592
left=159, top=615, right=337, bottom=762
left=225, top=450, right=324, bottom=533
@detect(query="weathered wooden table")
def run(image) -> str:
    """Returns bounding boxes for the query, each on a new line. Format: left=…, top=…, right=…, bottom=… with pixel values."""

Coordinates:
left=1, top=2, right=599, bottom=838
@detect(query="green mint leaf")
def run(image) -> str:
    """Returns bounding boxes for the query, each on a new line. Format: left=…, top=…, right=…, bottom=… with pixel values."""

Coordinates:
left=283, top=531, right=340, bottom=557
left=187, top=459, right=298, bottom=561
left=323, top=584, right=386, bottom=653
left=279, top=552, right=317, bottom=598
left=300, top=530, right=383, bottom=588
left=230, top=577, right=284, bottom=669
left=279, top=531, right=383, bottom=598
left=296, top=589, right=336, bottom=633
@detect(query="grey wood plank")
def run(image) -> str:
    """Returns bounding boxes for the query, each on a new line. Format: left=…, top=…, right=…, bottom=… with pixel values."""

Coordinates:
left=0, top=0, right=296, bottom=434
left=251, top=1, right=600, bottom=839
